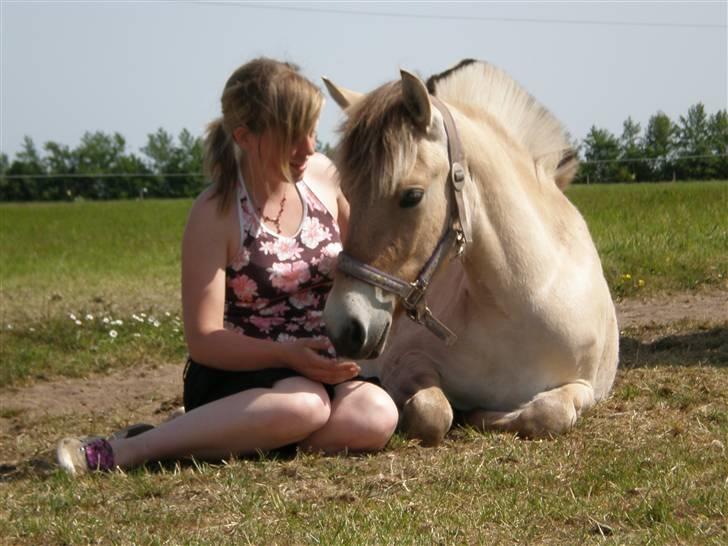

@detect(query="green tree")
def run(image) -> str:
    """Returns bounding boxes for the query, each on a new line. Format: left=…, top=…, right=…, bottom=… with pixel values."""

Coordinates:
left=43, top=141, right=76, bottom=200
left=141, top=128, right=204, bottom=197
left=579, top=126, right=624, bottom=183
left=73, top=131, right=129, bottom=198
left=619, top=117, right=648, bottom=181
left=707, top=109, right=728, bottom=179
left=5, top=137, right=46, bottom=200
left=676, top=103, right=711, bottom=179
left=643, top=112, right=676, bottom=181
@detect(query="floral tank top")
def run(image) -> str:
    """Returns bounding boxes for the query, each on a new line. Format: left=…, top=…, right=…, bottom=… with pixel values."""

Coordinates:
left=223, top=176, right=342, bottom=350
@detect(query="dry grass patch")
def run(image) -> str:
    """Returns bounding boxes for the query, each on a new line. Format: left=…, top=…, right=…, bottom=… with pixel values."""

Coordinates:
left=2, top=327, right=726, bottom=544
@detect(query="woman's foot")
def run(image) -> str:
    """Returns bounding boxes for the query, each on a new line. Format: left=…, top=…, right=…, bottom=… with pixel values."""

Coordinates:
left=56, top=437, right=116, bottom=476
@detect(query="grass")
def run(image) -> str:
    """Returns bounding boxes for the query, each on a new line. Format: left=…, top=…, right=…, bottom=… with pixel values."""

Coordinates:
left=1, top=358, right=726, bottom=544
left=566, top=181, right=728, bottom=297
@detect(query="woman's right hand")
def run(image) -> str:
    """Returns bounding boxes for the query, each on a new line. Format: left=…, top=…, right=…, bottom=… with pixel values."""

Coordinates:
left=282, top=338, right=360, bottom=385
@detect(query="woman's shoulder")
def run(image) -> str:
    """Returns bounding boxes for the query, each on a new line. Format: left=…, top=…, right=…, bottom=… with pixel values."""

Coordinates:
left=304, top=152, right=339, bottom=191
left=185, top=185, right=232, bottom=238
left=303, top=153, right=340, bottom=210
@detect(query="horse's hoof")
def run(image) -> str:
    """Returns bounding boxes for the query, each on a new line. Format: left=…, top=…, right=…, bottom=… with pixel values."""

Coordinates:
left=400, top=386, right=453, bottom=447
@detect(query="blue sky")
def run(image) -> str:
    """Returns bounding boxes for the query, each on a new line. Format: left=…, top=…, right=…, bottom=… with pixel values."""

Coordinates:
left=1, top=1, right=726, bottom=159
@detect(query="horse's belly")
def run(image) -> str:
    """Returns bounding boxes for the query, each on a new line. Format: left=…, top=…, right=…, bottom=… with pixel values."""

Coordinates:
left=435, top=335, right=583, bottom=411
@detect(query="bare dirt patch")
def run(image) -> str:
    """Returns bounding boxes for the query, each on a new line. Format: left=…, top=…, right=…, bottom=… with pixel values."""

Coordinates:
left=1, top=290, right=726, bottom=451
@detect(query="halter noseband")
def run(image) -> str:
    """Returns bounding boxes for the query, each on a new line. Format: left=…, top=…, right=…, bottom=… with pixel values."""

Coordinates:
left=336, top=96, right=471, bottom=346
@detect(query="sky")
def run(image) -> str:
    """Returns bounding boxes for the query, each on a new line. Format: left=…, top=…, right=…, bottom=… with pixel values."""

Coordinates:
left=1, top=1, right=726, bottom=160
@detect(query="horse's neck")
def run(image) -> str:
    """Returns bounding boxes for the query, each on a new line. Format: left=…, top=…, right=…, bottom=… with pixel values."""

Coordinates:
left=457, top=116, right=575, bottom=306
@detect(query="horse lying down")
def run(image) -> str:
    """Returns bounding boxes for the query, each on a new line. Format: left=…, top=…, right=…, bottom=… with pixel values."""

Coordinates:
left=322, top=59, right=619, bottom=445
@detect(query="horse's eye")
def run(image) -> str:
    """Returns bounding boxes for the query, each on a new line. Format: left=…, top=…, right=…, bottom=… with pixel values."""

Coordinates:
left=399, top=188, right=424, bottom=208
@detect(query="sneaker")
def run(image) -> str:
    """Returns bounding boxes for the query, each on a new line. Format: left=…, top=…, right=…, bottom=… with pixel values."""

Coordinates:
left=56, top=437, right=116, bottom=476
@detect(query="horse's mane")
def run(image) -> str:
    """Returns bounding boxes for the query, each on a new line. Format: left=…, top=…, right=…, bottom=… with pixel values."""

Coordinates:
left=336, top=60, right=577, bottom=200
left=427, top=60, right=577, bottom=187
left=336, top=81, right=418, bottom=202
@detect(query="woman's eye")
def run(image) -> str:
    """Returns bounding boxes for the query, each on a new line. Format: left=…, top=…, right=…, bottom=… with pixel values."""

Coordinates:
left=399, top=188, right=424, bottom=208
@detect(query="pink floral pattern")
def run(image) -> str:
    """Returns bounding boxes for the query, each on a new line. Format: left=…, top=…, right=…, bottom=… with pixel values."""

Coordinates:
left=228, top=274, right=257, bottom=303
left=268, top=260, right=311, bottom=293
left=223, top=181, right=341, bottom=345
left=300, top=216, right=332, bottom=249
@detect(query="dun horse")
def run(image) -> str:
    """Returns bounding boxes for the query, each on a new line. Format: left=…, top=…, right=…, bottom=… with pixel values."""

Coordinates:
left=323, top=60, right=619, bottom=445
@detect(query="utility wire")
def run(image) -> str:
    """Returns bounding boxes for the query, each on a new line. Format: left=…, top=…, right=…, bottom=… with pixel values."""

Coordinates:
left=199, top=1, right=727, bottom=29
left=3, top=154, right=726, bottom=180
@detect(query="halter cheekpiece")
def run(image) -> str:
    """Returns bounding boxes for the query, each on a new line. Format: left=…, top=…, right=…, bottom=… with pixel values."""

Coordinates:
left=336, top=95, right=471, bottom=346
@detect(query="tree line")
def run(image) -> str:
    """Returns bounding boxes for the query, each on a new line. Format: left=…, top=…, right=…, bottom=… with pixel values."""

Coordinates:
left=576, top=103, right=727, bottom=183
left=1, top=103, right=725, bottom=201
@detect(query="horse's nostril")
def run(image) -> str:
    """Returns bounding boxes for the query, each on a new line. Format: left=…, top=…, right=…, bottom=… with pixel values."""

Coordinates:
left=345, top=318, right=366, bottom=351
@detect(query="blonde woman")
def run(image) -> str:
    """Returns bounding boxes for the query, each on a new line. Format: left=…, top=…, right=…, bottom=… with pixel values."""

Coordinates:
left=57, top=58, right=398, bottom=474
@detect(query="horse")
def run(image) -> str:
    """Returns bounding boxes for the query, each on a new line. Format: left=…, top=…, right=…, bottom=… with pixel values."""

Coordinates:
left=322, top=60, right=619, bottom=446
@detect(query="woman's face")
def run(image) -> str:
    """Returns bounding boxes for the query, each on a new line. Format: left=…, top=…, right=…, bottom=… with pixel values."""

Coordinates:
left=245, top=127, right=317, bottom=183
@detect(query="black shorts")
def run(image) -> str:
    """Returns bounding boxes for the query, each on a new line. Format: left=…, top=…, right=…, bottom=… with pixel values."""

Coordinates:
left=183, top=359, right=339, bottom=412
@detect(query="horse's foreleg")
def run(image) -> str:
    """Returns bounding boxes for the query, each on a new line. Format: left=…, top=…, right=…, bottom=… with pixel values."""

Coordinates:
left=464, top=380, right=596, bottom=438
left=380, top=352, right=452, bottom=446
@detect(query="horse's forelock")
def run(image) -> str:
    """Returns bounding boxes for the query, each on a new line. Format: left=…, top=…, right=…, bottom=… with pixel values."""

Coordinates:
left=336, top=82, right=419, bottom=204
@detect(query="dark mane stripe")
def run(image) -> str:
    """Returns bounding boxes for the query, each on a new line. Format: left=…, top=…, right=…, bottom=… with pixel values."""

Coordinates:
left=426, top=59, right=478, bottom=94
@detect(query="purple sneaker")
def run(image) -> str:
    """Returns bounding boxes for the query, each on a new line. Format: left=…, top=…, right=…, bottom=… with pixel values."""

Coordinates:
left=56, top=437, right=116, bottom=476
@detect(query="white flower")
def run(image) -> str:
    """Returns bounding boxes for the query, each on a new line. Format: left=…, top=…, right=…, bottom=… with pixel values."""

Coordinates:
left=85, top=314, right=94, bottom=321
left=109, top=330, right=118, bottom=338
left=69, top=313, right=77, bottom=321
left=153, top=320, right=160, bottom=328
left=6, top=324, right=12, bottom=330
left=113, top=319, right=123, bottom=326
left=102, top=317, right=110, bottom=324
left=164, top=311, right=171, bottom=317
left=140, top=312, right=147, bottom=318
left=75, top=320, right=82, bottom=326
left=29, top=327, right=35, bottom=332
left=133, top=333, right=141, bottom=338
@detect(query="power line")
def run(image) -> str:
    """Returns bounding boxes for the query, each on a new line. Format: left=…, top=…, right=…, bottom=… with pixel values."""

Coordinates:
left=583, top=153, right=728, bottom=165
left=3, top=154, right=726, bottom=180
left=2, top=172, right=204, bottom=180
left=199, top=2, right=727, bottom=29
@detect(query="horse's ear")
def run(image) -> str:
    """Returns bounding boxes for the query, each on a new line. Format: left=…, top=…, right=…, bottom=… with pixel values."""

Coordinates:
left=322, top=77, right=363, bottom=111
left=400, top=69, right=432, bottom=132
left=554, top=149, right=579, bottom=190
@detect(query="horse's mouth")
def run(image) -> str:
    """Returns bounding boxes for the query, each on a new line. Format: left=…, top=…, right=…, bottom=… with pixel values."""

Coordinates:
left=366, top=320, right=391, bottom=359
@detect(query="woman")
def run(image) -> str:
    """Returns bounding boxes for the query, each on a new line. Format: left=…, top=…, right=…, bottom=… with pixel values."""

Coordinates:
left=57, top=58, right=399, bottom=475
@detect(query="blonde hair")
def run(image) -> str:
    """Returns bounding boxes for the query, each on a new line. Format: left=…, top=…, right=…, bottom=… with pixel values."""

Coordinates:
left=204, top=58, right=323, bottom=212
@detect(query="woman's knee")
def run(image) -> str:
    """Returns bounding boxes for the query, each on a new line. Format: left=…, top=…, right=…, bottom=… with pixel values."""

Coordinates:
left=337, top=384, right=399, bottom=450
left=273, top=379, right=331, bottom=438
left=289, top=390, right=331, bottom=432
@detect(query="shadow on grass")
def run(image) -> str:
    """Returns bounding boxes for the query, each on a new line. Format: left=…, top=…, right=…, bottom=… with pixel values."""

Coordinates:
left=620, top=327, right=728, bottom=368
left=0, top=444, right=301, bottom=483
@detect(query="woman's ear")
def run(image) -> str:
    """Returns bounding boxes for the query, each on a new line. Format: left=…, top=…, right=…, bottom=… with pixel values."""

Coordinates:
left=232, top=126, right=253, bottom=151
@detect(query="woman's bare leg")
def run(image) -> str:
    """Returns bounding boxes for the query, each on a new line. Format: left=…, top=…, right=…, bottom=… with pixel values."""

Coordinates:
left=301, top=380, right=398, bottom=454
left=109, top=376, right=330, bottom=468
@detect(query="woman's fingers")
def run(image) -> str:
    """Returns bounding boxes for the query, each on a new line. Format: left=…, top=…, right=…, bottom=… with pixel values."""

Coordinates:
left=301, top=349, right=359, bottom=384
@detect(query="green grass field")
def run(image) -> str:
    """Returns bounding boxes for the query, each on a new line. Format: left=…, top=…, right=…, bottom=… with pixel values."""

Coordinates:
left=1, top=182, right=727, bottom=544
left=1, top=182, right=726, bottom=387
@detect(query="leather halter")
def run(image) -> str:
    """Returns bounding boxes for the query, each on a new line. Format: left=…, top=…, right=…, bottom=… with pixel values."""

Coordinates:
left=336, top=96, right=471, bottom=345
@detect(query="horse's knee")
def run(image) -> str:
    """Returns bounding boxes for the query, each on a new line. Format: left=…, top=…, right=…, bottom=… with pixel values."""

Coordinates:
left=400, top=386, right=453, bottom=446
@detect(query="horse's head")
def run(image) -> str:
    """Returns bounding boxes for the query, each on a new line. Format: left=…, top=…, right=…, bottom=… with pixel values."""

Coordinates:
left=323, top=70, right=457, bottom=359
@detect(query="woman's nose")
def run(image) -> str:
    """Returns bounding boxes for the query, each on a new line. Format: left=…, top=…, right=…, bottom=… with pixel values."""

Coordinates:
left=297, top=134, right=316, bottom=156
